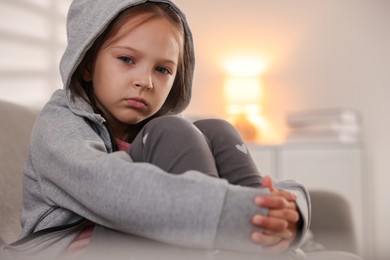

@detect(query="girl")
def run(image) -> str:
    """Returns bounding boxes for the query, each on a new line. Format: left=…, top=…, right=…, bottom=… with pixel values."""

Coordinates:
left=1, top=0, right=311, bottom=259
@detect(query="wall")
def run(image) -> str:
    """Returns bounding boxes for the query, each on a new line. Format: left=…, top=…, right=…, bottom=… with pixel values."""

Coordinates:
left=174, top=1, right=389, bottom=259
left=0, top=0, right=69, bottom=107
left=0, top=0, right=389, bottom=259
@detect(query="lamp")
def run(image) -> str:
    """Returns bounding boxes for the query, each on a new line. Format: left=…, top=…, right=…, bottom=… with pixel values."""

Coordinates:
left=223, top=56, right=264, bottom=142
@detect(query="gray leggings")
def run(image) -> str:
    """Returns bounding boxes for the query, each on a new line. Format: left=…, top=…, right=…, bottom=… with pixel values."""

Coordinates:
left=130, top=116, right=262, bottom=187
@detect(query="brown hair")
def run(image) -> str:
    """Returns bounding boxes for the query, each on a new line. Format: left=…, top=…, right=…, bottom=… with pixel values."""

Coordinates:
left=69, top=2, right=193, bottom=116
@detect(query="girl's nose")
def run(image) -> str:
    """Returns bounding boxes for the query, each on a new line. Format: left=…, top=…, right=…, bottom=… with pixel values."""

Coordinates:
left=133, top=70, right=153, bottom=90
left=134, top=79, right=153, bottom=89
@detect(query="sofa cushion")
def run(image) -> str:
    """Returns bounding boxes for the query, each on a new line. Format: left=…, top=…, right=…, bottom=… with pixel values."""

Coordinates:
left=0, top=100, right=38, bottom=244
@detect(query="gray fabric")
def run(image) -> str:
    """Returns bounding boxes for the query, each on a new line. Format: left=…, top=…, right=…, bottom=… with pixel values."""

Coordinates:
left=84, top=225, right=295, bottom=260
left=194, top=118, right=262, bottom=187
left=1, top=0, right=311, bottom=258
left=130, top=116, right=219, bottom=177
left=1, top=220, right=83, bottom=260
left=130, top=115, right=262, bottom=187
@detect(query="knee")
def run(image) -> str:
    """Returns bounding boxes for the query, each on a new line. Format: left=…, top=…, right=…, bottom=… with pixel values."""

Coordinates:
left=144, top=115, right=199, bottom=137
left=194, top=118, right=238, bottom=136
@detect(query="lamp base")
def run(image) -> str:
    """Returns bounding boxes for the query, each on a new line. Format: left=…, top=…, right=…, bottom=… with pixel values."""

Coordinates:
left=232, top=114, right=258, bottom=142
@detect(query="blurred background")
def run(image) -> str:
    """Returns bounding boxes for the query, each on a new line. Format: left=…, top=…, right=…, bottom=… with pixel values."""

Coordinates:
left=0, top=0, right=389, bottom=259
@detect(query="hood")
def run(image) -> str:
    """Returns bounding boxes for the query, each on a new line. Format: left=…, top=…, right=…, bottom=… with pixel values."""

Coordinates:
left=59, top=0, right=195, bottom=115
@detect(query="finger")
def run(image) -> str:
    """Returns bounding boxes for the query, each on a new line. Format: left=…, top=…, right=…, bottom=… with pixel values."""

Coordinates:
left=287, top=221, right=298, bottom=237
left=255, top=196, right=290, bottom=209
left=261, top=239, right=292, bottom=255
left=272, top=190, right=297, bottom=202
left=286, top=200, right=297, bottom=210
left=252, top=215, right=288, bottom=232
left=263, top=228, right=294, bottom=240
left=251, top=232, right=283, bottom=247
left=268, top=193, right=297, bottom=210
left=261, top=176, right=275, bottom=191
left=268, top=209, right=300, bottom=223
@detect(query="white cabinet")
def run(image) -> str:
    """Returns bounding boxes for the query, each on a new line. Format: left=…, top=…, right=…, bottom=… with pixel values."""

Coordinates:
left=247, top=144, right=278, bottom=178
left=247, top=143, right=366, bottom=256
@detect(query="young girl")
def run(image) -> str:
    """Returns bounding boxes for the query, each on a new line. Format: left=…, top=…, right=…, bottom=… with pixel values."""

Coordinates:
left=1, top=0, right=311, bottom=259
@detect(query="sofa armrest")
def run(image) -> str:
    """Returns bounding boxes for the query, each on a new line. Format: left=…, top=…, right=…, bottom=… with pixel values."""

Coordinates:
left=308, top=189, right=357, bottom=254
left=0, top=100, right=38, bottom=244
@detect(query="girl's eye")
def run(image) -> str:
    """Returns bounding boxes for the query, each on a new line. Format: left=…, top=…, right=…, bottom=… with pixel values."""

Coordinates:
left=156, top=66, right=171, bottom=75
left=118, top=56, right=134, bottom=64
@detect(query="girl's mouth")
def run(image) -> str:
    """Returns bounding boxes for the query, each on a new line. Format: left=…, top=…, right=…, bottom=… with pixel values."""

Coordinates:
left=125, top=97, right=147, bottom=109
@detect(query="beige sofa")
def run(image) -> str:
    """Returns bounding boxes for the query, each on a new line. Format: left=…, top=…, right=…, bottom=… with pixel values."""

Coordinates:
left=0, top=100, right=37, bottom=245
left=0, top=99, right=358, bottom=255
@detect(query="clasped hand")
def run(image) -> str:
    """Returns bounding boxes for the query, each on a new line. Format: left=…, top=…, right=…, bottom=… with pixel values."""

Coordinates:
left=251, top=176, right=299, bottom=254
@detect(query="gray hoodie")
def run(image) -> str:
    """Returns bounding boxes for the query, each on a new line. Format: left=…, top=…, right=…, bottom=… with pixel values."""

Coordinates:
left=1, top=0, right=310, bottom=259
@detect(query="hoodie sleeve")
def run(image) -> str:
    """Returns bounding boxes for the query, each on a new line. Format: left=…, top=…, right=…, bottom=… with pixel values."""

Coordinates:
left=213, top=179, right=311, bottom=253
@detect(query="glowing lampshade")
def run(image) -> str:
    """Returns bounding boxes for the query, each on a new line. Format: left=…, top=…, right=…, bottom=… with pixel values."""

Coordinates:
left=223, top=55, right=265, bottom=142
left=224, top=77, right=262, bottom=115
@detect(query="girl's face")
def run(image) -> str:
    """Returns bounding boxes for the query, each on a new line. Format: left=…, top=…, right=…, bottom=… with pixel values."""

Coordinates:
left=87, top=15, right=181, bottom=139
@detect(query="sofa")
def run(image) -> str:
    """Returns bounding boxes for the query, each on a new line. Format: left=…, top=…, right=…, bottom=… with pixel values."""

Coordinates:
left=0, top=100, right=37, bottom=246
left=0, top=99, right=359, bottom=257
